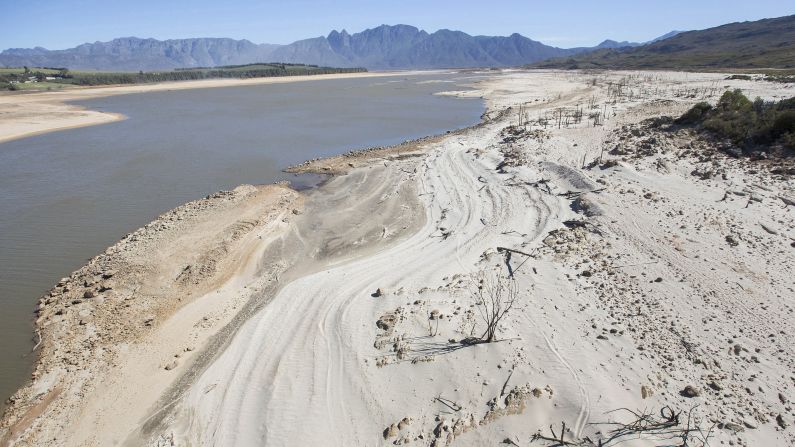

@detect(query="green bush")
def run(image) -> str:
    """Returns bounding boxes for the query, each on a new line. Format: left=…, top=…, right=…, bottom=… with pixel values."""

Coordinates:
left=716, top=89, right=753, bottom=112
left=677, top=89, right=795, bottom=153
left=780, top=132, right=795, bottom=150
left=676, top=102, right=712, bottom=124
left=772, top=111, right=795, bottom=137
left=703, top=115, right=751, bottom=144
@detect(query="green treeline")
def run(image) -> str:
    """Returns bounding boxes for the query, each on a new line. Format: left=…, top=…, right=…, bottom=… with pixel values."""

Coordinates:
left=0, top=63, right=367, bottom=90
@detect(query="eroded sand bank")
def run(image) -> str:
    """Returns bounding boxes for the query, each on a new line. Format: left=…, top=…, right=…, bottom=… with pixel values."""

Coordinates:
left=2, top=70, right=794, bottom=447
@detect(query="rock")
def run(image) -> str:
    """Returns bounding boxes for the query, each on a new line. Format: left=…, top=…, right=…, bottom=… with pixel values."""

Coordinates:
left=372, top=288, right=384, bottom=298
left=776, top=414, right=788, bottom=429
left=743, top=419, right=758, bottom=429
left=725, top=235, right=739, bottom=247
left=653, top=277, right=663, bottom=283
left=723, top=146, right=743, bottom=158
left=291, top=209, right=302, bottom=215
left=681, top=385, right=700, bottom=398
left=708, top=381, right=723, bottom=391
left=429, top=309, right=440, bottom=320
left=376, top=314, right=396, bottom=331
left=733, top=344, right=742, bottom=355
left=641, top=385, right=653, bottom=399
left=83, top=290, right=96, bottom=298
left=383, top=423, right=398, bottom=439
left=433, top=421, right=447, bottom=438
left=164, top=360, right=179, bottom=371
left=722, top=422, right=744, bottom=432
left=398, top=417, right=412, bottom=430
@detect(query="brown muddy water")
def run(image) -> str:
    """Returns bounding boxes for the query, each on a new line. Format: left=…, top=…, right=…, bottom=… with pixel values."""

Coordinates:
left=0, top=72, right=485, bottom=407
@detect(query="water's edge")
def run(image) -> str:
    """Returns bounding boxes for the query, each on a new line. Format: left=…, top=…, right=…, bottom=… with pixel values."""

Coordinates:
left=0, top=72, right=489, bottom=410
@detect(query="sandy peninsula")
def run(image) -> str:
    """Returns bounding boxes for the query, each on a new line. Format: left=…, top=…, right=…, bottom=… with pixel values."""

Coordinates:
left=0, top=71, right=421, bottom=145
left=1, top=70, right=794, bottom=447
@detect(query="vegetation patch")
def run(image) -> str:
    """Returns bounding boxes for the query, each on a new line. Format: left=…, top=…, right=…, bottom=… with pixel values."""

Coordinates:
left=530, top=15, right=795, bottom=70
left=677, top=89, right=795, bottom=156
left=0, top=63, right=366, bottom=91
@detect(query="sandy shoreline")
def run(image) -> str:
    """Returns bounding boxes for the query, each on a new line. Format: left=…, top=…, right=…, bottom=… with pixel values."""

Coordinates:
left=2, top=70, right=794, bottom=446
left=0, top=70, right=427, bottom=145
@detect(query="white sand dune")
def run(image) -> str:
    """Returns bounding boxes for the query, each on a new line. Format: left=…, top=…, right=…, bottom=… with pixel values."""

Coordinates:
left=169, top=123, right=572, bottom=445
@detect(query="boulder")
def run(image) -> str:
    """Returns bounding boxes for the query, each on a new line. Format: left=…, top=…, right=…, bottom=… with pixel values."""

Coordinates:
left=383, top=423, right=398, bottom=439
left=681, top=385, right=700, bottom=398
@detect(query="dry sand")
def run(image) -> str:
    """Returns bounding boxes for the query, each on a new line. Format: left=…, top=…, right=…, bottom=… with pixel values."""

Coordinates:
left=1, top=70, right=794, bottom=447
left=0, top=71, right=420, bottom=144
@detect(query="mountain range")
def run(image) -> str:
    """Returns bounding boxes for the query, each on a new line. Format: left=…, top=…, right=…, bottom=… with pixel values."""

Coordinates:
left=0, top=25, right=679, bottom=71
left=533, top=15, right=795, bottom=69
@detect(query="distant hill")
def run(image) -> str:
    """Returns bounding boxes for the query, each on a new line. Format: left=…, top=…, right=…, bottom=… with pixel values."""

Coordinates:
left=565, top=31, right=682, bottom=54
left=648, top=30, right=683, bottom=43
left=267, top=25, right=584, bottom=69
left=594, top=40, right=643, bottom=50
left=0, top=25, right=604, bottom=71
left=532, top=15, right=795, bottom=69
left=0, top=37, right=280, bottom=71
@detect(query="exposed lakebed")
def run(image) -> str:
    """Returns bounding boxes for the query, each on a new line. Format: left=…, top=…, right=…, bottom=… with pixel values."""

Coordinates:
left=0, top=72, right=485, bottom=405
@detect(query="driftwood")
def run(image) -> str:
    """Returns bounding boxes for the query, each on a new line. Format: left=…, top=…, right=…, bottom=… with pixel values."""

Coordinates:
left=780, top=196, right=795, bottom=207
left=559, top=188, right=606, bottom=199
left=507, top=178, right=553, bottom=194
left=531, top=406, right=714, bottom=447
left=497, top=246, right=536, bottom=257
left=562, top=220, right=588, bottom=229
left=500, top=369, right=515, bottom=397
left=532, top=421, right=575, bottom=445
left=532, top=179, right=553, bottom=194
left=498, top=246, right=536, bottom=277
left=562, top=220, right=603, bottom=236
left=434, top=396, right=462, bottom=412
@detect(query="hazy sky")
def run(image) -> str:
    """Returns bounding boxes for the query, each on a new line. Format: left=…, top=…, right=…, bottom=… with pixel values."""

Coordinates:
left=1, top=0, right=792, bottom=50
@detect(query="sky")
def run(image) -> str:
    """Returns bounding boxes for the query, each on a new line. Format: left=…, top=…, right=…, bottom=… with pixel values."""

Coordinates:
left=0, top=0, right=793, bottom=50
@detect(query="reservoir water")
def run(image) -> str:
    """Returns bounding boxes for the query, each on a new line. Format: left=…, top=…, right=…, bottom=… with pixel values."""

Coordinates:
left=0, top=72, right=485, bottom=406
